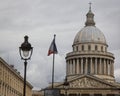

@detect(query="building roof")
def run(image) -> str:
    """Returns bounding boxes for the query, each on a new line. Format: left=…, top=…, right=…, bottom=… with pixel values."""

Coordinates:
left=73, top=26, right=106, bottom=44
left=73, top=5, right=107, bottom=45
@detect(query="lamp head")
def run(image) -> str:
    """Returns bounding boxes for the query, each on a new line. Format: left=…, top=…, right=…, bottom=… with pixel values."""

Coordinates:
left=19, top=36, right=33, bottom=60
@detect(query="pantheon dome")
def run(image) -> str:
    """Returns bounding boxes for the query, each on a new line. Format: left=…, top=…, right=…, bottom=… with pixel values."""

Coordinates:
left=66, top=5, right=114, bottom=82
left=74, top=26, right=107, bottom=44
left=45, top=4, right=120, bottom=96
left=74, top=7, right=107, bottom=45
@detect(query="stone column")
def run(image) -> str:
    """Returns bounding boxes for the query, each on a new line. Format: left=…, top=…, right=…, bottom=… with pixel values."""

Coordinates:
left=95, top=58, right=97, bottom=74
left=81, top=58, right=83, bottom=74
left=69, top=60, right=72, bottom=74
left=111, top=60, right=114, bottom=76
left=73, top=59, right=75, bottom=74
left=105, top=59, right=107, bottom=75
left=99, top=58, right=102, bottom=74
left=66, top=60, right=68, bottom=75
left=68, top=61, right=70, bottom=75
left=71, top=60, right=73, bottom=74
left=108, top=61, right=110, bottom=75
left=90, top=58, right=93, bottom=74
left=77, top=58, right=80, bottom=74
left=104, top=59, right=106, bottom=75
left=68, top=60, right=70, bottom=75
left=106, top=59, right=109, bottom=75
left=99, top=58, right=101, bottom=74
left=79, top=58, right=81, bottom=74
left=112, top=61, right=114, bottom=76
left=85, top=58, right=88, bottom=74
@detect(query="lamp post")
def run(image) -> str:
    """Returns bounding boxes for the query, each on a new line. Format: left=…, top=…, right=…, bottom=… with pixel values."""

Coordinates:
left=19, top=36, right=33, bottom=96
left=63, top=76, right=69, bottom=96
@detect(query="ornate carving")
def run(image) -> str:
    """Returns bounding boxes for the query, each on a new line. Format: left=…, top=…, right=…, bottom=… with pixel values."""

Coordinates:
left=70, top=77, right=111, bottom=88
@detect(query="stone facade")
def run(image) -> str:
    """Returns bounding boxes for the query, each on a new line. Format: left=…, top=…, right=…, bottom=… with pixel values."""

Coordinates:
left=32, top=90, right=44, bottom=96
left=0, top=57, right=33, bottom=96
left=44, top=5, right=120, bottom=96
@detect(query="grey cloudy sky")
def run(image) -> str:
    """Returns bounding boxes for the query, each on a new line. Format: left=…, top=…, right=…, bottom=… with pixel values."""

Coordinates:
left=0, top=0, right=120, bottom=90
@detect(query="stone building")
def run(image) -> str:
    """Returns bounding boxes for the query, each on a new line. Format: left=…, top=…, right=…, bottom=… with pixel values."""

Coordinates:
left=0, top=57, right=33, bottom=96
left=45, top=5, right=120, bottom=96
left=32, top=90, right=44, bottom=96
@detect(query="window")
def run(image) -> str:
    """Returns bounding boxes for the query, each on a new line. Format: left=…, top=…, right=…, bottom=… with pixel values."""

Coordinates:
left=101, top=46, right=103, bottom=52
left=88, top=45, right=91, bottom=51
left=105, top=47, right=107, bottom=52
left=76, top=46, right=78, bottom=51
left=95, top=45, right=98, bottom=51
left=82, top=45, right=84, bottom=51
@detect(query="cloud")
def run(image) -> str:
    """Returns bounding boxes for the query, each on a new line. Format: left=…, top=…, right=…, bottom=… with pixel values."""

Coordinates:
left=0, top=0, right=120, bottom=90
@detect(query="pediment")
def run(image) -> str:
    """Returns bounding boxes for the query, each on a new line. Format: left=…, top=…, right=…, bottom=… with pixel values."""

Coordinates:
left=56, top=75, right=118, bottom=89
left=69, top=75, right=116, bottom=88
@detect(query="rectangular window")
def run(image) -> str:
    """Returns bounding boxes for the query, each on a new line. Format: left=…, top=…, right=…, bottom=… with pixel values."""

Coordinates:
left=82, top=45, right=84, bottom=51
left=88, top=45, right=91, bottom=51
left=95, top=45, right=98, bottom=51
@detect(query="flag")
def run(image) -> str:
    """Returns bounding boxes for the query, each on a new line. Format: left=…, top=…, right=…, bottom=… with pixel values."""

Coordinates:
left=48, top=35, right=58, bottom=56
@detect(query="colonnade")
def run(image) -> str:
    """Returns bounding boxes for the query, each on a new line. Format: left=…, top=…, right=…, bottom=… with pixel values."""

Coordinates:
left=66, top=57, right=114, bottom=76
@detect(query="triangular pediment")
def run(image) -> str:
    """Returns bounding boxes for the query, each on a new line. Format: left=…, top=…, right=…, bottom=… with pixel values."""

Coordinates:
left=56, top=75, right=119, bottom=89
left=69, top=75, right=115, bottom=88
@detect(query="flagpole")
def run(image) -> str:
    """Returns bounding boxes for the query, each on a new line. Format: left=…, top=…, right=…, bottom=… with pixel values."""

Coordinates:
left=52, top=51, right=55, bottom=89
left=52, top=34, right=56, bottom=89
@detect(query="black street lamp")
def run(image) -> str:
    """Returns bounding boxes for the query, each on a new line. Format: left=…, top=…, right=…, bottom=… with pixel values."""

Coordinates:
left=19, top=36, right=33, bottom=96
left=63, top=76, right=69, bottom=96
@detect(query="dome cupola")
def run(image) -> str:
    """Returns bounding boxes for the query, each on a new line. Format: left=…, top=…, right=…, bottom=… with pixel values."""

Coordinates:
left=66, top=3, right=115, bottom=84
left=73, top=3, right=107, bottom=45
left=85, top=2, right=95, bottom=26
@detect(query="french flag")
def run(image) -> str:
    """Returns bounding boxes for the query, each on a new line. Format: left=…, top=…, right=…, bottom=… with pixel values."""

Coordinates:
left=48, top=35, right=58, bottom=56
